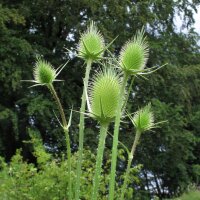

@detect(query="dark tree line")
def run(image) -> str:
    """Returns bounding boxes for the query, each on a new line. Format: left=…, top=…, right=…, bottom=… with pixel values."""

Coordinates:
left=0, top=0, right=200, bottom=198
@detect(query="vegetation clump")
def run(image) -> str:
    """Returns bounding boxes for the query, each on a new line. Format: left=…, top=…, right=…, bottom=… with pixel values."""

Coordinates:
left=0, top=2, right=200, bottom=198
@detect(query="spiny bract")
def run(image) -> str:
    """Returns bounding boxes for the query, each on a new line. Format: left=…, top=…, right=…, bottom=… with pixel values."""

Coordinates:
left=131, top=104, right=154, bottom=132
left=33, top=58, right=56, bottom=85
left=89, top=68, right=121, bottom=123
left=78, top=21, right=105, bottom=61
left=119, top=29, right=149, bottom=75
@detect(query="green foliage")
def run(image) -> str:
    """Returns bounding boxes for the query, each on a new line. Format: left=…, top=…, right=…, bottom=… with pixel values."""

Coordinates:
left=0, top=135, right=141, bottom=200
left=0, top=3, right=34, bottom=161
left=170, top=190, right=200, bottom=200
left=0, top=4, right=25, bottom=29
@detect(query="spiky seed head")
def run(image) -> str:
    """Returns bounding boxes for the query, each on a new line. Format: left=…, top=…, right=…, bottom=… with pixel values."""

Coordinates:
left=119, top=28, right=149, bottom=75
left=78, top=21, right=105, bottom=61
left=89, top=68, right=121, bottom=124
left=33, top=58, right=56, bottom=85
left=131, top=104, right=154, bottom=132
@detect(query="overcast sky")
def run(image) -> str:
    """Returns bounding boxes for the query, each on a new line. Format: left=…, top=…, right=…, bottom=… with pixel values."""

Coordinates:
left=194, top=10, right=200, bottom=33
left=175, top=7, right=200, bottom=34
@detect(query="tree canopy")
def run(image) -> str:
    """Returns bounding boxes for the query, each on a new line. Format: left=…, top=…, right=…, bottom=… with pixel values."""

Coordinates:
left=0, top=0, right=200, bottom=198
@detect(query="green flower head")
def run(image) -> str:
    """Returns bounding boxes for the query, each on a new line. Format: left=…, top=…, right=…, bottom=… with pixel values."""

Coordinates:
left=78, top=21, right=105, bottom=61
left=30, top=57, right=67, bottom=87
left=33, top=58, right=57, bottom=85
left=88, top=68, right=121, bottom=124
left=119, top=28, right=149, bottom=75
left=131, top=104, right=154, bottom=132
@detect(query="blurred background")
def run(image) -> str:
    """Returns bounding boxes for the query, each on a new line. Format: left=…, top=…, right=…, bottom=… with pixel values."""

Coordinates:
left=0, top=0, right=200, bottom=199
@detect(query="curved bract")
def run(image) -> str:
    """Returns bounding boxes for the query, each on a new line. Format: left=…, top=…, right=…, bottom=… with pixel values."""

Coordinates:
left=119, top=28, right=149, bottom=75
left=78, top=21, right=105, bottom=61
left=89, top=68, right=121, bottom=124
left=33, top=59, right=56, bottom=85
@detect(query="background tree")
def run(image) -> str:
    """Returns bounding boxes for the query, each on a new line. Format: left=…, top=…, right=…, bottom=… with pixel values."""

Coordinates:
left=0, top=0, right=199, bottom=198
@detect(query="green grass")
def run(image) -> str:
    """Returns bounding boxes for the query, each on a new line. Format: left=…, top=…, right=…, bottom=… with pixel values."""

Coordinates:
left=172, top=190, right=200, bottom=200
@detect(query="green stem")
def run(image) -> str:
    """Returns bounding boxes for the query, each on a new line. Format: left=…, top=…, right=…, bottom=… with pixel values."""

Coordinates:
left=108, top=73, right=129, bottom=200
left=75, top=59, right=92, bottom=200
left=65, top=127, right=72, bottom=199
left=48, top=84, right=67, bottom=128
left=122, top=76, right=135, bottom=111
left=48, top=84, right=72, bottom=200
left=92, top=122, right=109, bottom=200
left=120, top=130, right=141, bottom=200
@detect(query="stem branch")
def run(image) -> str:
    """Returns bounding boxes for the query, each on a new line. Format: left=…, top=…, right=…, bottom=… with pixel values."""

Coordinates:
left=75, top=59, right=92, bottom=200
left=108, top=73, right=129, bottom=200
left=92, top=123, right=109, bottom=200
left=48, top=84, right=72, bottom=200
left=120, top=130, right=141, bottom=200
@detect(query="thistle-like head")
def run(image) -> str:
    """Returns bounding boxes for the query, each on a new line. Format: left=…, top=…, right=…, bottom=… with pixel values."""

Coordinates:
left=78, top=21, right=105, bottom=61
left=33, top=58, right=56, bottom=85
left=24, top=57, right=67, bottom=87
left=130, top=104, right=154, bottom=133
left=119, top=28, right=149, bottom=75
left=88, top=68, right=121, bottom=124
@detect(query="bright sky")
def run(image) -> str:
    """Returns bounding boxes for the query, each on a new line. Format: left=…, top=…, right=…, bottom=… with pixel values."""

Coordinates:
left=194, top=10, right=200, bottom=33
left=175, top=7, right=200, bottom=34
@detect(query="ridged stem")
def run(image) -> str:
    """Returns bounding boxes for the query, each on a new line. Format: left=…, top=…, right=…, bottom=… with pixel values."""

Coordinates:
left=122, top=76, right=135, bottom=110
left=108, top=73, right=129, bottom=200
left=75, top=59, right=92, bottom=200
left=48, top=83, right=72, bottom=200
left=48, top=84, right=67, bottom=128
left=120, top=130, right=141, bottom=200
left=92, top=122, right=109, bottom=200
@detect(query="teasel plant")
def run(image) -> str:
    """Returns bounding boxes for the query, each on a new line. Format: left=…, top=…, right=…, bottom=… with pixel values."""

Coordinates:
left=108, top=28, right=150, bottom=200
left=85, top=67, right=122, bottom=200
left=23, top=58, right=73, bottom=199
left=120, top=104, right=156, bottom=200
left=75, top=21, right=106, bottom=200
left=108, top=27, right=167, bottom=199
left=75, top=21, right=117, bottom=199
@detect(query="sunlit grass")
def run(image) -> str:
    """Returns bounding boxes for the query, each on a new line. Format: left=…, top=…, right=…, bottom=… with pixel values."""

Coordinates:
left=170, top=190, right=200, bottom=200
